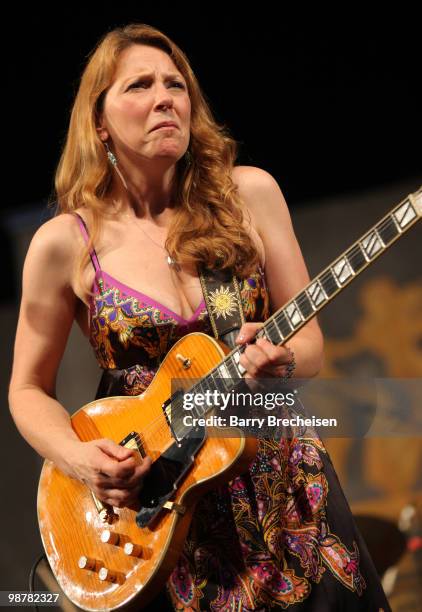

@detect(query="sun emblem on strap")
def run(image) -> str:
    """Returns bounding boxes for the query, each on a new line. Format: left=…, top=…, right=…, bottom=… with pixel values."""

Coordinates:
left=208, top=285, right=239, bottom=319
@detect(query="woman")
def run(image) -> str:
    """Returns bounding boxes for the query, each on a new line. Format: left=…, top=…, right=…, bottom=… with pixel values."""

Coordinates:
left=8, top=23, right=390, bottom=611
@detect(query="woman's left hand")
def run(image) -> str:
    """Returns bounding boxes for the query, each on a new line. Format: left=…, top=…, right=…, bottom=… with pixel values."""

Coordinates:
left=235, top=322, right=294, bottom=383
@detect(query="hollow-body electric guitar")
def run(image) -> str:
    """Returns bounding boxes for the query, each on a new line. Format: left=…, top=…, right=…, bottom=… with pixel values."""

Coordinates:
left=38, top=187, right=421, bottom=610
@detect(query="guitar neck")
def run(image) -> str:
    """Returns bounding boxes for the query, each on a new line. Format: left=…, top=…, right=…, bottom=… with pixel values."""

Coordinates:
left=189, top=188, right=422, bottom=411
left=256, top=186, right=422, bottom=348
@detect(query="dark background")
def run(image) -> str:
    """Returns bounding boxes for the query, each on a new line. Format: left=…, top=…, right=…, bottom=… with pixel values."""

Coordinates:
left=5, top=7, right=421, bottom=211
left=3, top=6, right=420, bottom=304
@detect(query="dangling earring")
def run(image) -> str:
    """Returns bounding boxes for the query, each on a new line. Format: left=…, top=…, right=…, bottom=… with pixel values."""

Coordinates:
left=104, top=141, right=117, bottom=166
left=103, top=141, right=128, bottom=190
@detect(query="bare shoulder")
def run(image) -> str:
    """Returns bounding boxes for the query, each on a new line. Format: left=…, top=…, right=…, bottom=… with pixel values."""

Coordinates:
left=232, top=165, right=285, bottom=197
left=231, top=165, right=291, bottom=235
left=232, top=164, right=279, bottom=188
left=30, top=212, right=75, bottom=248
left=26, top=213, right=83, bottom=283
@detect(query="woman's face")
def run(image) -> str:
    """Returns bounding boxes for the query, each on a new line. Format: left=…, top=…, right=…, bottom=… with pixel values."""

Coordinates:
left=98, top=44, right=191, bottom=165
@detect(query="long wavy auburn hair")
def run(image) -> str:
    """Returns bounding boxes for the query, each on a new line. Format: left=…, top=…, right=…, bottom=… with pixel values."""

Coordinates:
left=53, top=23, right=260, bottom=297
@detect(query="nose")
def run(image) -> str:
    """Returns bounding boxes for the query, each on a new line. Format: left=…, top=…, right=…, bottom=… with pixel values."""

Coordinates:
left=153, top=83, right=174, bottom=112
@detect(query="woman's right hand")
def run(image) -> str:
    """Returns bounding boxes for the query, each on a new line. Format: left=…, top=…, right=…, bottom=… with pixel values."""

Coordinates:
left=66, top=438, right=152, bottom=508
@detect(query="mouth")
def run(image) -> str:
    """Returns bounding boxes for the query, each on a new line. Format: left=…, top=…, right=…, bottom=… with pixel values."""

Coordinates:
left=151, top=122, right=179, bottom=132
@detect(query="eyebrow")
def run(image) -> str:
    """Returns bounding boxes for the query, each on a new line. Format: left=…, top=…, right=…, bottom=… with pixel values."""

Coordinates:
left=121, top=71, right=185, bottom=87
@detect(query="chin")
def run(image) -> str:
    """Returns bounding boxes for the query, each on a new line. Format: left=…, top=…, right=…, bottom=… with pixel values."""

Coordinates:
left=155, top=149, right=183, bottom=162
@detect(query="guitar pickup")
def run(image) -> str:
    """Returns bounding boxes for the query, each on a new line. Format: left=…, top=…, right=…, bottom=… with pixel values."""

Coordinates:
left=119, top=431, right=145, bottom=458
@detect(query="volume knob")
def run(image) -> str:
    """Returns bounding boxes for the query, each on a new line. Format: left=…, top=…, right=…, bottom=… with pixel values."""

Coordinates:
left=98, top=567, right=125, bottom=583
left=78, top=556, right=96, bottom=570
left=124, top=542, right=142, bottom=557
left=100, top=529, right=119, bottom=545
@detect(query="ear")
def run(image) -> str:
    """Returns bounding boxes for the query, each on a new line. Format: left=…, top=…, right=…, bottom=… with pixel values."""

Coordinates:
left=96, top=110, right=109, bottom=142
left=96, top=125, right=109, bottom=142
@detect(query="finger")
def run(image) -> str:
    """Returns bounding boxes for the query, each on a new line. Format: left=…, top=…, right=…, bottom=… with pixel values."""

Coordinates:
left=255, top=338, right=291, bottom=365
left=104, top=457, right=152, bottom=488
left=96, top=455, right=137, bottom=480
left=96, top=439, right=134, bottom=461
left=97, top=472, right=141, bottom=490
left=101, top=487, right=142, bottom=508
left=240, top=343, right=269, bottom=377
left=235, top=322, right=264, bottom=344
left=138, top=455, right=152, bottom=476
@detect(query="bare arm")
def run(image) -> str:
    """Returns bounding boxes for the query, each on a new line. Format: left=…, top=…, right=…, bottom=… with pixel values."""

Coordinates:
left=8, top=214, right=149, bottom=507
left=233, top=166, right=324, bottom=379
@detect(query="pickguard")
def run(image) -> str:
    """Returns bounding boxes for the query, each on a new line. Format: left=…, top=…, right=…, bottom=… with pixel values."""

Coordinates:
left=136, top=428, right=205, bottom=528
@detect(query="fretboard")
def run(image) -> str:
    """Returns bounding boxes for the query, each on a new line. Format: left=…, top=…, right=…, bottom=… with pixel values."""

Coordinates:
left=174, top=187, right=421, bottom=428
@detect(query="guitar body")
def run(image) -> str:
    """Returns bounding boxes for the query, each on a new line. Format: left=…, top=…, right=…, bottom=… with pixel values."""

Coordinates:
left=38, top=332, right=258, bottom=611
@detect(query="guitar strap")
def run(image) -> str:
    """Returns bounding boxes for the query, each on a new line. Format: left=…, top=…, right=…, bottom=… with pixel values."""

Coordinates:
left=198, top=266, right=246, bottom=350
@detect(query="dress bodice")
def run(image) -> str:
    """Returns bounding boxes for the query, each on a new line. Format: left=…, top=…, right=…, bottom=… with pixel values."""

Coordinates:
left=74, top=213, right=270, bottom=396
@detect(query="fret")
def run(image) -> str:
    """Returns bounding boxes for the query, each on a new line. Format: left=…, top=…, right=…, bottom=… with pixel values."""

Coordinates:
left=305, top=289, right=318, bottom=311
left=347, top=244, right=367, bottom=272
left=192, top=392, right=205, bottom=416
left=275, top=310, right=293, bottom=337
left=319, top=269, right=338, bottom=297
left=196, top=380, right=207, bottom=397
left=217, top=363, right=230, bottom=379
left=394, top=199, right=417, bottom=229
left=332, top=256, right=354, bottom=285
left=361, top=230, right=383, bottom=259
left=374, top=227, right=385, bottom=247
left=198, top=380, right=210, bottom=415
left=232, top=349, right=246, bottom=375
left=211, top=373, right=226, bottom=393
left=260, top=325, right=273, bottom=342
left=259, top=320, right=281, bottom=344
left=215, top=363, right=231, bottom=391
left=255, top=326, right=268, bottom=341
left=391, top=213, right=402, bottom=234
left=307, top=280, right=327, bottom=308
left=285, top=302, right=303, bottom=328
left=296, top=292, right=314, bottom=318
left=225, top=354, right=240, bottom=379
left=377, top=215, right=399, bottom=245
left=271, top=317, right=285, bottom=340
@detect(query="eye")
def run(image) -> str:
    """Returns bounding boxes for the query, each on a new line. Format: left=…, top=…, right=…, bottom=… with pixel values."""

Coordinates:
left=127, top=79, right=186, bottom=91
left=127, top=80, right=149, bottom=90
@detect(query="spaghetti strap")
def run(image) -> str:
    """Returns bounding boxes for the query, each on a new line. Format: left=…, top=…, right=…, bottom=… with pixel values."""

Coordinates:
left=73, top=212, right=101, bottom=274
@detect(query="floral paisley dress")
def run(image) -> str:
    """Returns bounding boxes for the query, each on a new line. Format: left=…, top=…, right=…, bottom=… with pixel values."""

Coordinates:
left=74, top=213, right=390, bottom=611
